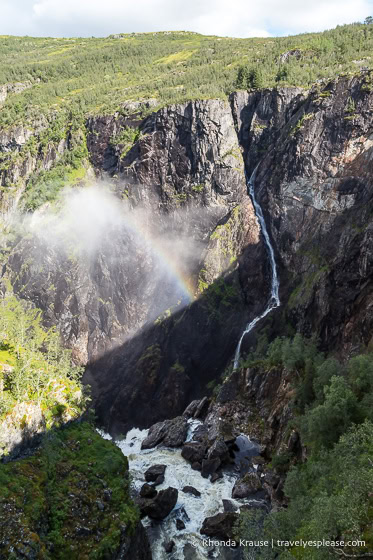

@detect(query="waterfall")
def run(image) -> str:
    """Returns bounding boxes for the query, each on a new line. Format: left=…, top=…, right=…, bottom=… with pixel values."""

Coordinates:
left=233, top=167, right=280, bottom=369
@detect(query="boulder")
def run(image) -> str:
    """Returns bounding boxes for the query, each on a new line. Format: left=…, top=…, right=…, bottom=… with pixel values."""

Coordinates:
left=182, top=486, right=201, bottom=497
left=200, top=512, right=238, bottom=541
left=222, top=499, right=238, bottom=513
left=141, top=487, right=178, bottom=520
left=210, top=471, right=223, bottom=483
left=176, top=519, right=185, bottom=530
left=232, top=472, right=262, bottom=499
left=141, top=416, right=188, bottom=449
left=183, top=397, right=209, bottom=419
left=140, top=483, right=157, bottom=499
left=201, top=457, right=221, bottom=478
left=163, top=540, right=175, bottom=553
left=181, top=441, right=206, bottom=464
left=153, top=474, right=165, bottom=486
left=144, top=464, right=166, bottom=483
left=207, top=437, right=230, bottom=464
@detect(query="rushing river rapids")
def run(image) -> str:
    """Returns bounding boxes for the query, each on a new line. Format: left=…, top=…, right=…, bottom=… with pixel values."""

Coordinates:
left=98, top=421, right=267, bottom=559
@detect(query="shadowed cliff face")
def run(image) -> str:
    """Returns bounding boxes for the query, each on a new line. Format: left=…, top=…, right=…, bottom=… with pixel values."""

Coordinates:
left=3, top=73, right=373, bottom=431
left=237, top=74, right=373, bottom=357
left=3, top=100, right=263, bottom=366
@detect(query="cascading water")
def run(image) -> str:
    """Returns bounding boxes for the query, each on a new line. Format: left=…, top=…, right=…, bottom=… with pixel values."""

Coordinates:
left=233, top=168, right=280, bottom=370
left=98, top=421, right=265, bottom=559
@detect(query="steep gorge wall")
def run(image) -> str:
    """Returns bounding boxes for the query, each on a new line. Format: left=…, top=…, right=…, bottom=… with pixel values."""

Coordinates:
left=2, top=73, right=373, bottom=433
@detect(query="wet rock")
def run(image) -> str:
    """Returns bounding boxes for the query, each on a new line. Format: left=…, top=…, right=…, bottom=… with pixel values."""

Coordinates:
left=232, top=472, right=262, bottom=498
left=163, top=540, right=175, bottom=553
left=141, top=487, right=178, bottom=520
left=192, top=424, right=208, bottom=442
left=144, top=464, right=166, bottom=482
left=191, top=461, right=202, bottom=471
left=222, top=500, right=238, bottom=513
left=153, top=474, right=165, bottom=486
left=207, top=437, right=230, bottom=465
left=176, top=519, right=186, bottom=530
left=182, top=486, right=201, bottom=497
left=96, top=500, right=105, bottom=511
left=183, top=400, right=199, bottom=417
left=140, top=483, right=157, bottom=499
left=181, top=441, right=206, bottom=464
left=201, top=457, right=221, bottom=478
left=200, top=512, right=239, bottom=541
left=194, top=397, right=210, bottom=419
left=103, top=488, right=112, bottom=501
left=141, top=416, right=188, bottom=449
left=210, top=471, right=223, bottom=483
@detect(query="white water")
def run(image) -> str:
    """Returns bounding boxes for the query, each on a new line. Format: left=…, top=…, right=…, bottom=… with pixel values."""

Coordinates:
left=233, top=168, right=280, bottom=369
left=98, top=421, right=264, bottom=559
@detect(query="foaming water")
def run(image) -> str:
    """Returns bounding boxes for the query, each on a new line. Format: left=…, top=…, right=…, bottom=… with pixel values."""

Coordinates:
left=97, top=422, right=263, bottom=559
left=234, top=169, right=280, bottom=369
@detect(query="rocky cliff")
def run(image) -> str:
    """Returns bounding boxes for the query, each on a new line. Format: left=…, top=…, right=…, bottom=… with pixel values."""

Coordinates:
left=2, top=71, right=373, bottom=434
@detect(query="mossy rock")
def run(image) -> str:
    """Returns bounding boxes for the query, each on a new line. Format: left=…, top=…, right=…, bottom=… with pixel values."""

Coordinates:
left=0, top=422, right=139, bottom=560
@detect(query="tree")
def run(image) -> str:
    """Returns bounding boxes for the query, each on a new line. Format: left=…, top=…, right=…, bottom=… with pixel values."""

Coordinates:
left=364, top=16, right=373, bottom=24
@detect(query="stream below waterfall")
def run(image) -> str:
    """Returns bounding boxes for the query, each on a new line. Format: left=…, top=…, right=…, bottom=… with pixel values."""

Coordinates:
left=234, top=168, right=280, bottom=369
left=98, top=421, right=266, bottom=559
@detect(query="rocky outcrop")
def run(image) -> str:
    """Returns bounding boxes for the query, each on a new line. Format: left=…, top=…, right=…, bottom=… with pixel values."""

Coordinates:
left=4, top=73, right=373, bottom=438
left=230, top=73, right=373, bottom=358
left=141, top=417, right=188, bottom=449
left=200, top=512, right=239, bottom=541
left=0, top=422, right=152, bottom=560
left=138, top=487, right=178, bottom=520
left=231, top=472, right=263, bottom=498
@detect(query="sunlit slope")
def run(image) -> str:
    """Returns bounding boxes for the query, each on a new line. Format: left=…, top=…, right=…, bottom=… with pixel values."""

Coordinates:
left=0, top=23, right=373, bottom=127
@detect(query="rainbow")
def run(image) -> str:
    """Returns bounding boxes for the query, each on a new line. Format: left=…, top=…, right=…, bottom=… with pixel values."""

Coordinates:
left=120, top=212, right=195, bottom=304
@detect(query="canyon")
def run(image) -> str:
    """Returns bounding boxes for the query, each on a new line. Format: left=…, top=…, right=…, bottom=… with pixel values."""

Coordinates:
left=1, top=70, right=373, bottom=559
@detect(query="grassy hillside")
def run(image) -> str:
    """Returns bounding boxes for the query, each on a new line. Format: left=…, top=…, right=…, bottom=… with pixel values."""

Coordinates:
left=1, top=22, right=373, bottom=128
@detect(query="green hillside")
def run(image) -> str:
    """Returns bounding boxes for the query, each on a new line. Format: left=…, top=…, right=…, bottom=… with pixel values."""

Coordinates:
left=1, top=22, right=373, bottom=128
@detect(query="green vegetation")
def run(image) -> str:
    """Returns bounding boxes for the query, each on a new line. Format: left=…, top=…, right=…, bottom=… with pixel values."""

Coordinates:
left=111, top=126, right=143, bottom=158
left=236, top=334, right=373, bottom=558
left=0, top=421, right=139, bottom=559
left=1, top=22, right=373, bottom=130
left=1, top=22, right=373, bottom=210
left=0, top=290, right=85, bottom=426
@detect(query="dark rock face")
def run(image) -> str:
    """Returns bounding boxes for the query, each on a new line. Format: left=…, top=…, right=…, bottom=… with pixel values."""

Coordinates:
left=232, top=472, right=262, bottom=499
left=4, top=74, right=373, bottom=438
left=140, top=484, right=157, bottom=499
left=176, top=519, right=185, bottom=530
left=139, top=487, right=178, bottom=520
left=182, top=486, right=201, bottom=497
left=200, top=512, right=239, bottom=541
left=144, top=464, right=167, bottom=482
left=163, top=540, right=175, bottom=553
left=181, top=442, right=207, bottom=464
left=141, top=417, right=188, bottom=450
left=232, top=74, right=373, bottom=357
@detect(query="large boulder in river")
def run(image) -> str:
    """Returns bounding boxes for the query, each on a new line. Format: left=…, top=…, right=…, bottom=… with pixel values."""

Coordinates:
left=140, top=483, right=157, bottom=498
left=141, top=416, right=188, bottom=449
left=200, top=512, right=239, bottom=541
left=140, top=487, right=178, bottom=520
left=181, top=441, right=206, bottom=464
left=201, top=457, right=221, bottom=478
left=182, top=486, right=201, bottom=497
left=144, top=464, right=166, bottom=483
left=232, top=472, right=262, bottom=498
